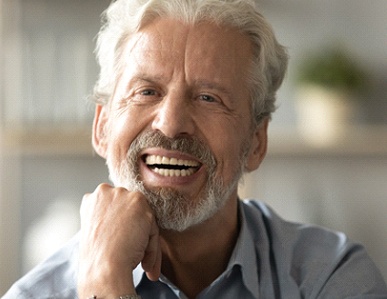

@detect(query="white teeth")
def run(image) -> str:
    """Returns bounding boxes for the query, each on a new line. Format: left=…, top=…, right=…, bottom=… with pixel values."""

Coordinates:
left=145, top=155, right=200, bottom=177
left=161, top=156, right=169, bottom=164
left=145, top=155, right=199, bottom=167
left=153, top=167, right=196, bottom=177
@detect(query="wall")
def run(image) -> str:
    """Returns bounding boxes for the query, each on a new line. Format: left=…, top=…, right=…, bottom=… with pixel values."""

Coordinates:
left=261, top=0, right=387, bottom=127
left=20, top=155, right=108, bottom=273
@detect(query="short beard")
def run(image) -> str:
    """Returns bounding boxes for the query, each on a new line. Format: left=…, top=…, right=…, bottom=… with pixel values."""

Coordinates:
left=106, top=131, right=250, bottom=232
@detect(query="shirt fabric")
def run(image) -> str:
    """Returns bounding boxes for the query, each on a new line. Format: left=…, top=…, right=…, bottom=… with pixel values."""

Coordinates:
left=3, top=199, right=387, bottom=299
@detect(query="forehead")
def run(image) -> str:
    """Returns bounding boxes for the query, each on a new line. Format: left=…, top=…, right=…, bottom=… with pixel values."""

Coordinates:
left=120, top=18, right=253, bottom=89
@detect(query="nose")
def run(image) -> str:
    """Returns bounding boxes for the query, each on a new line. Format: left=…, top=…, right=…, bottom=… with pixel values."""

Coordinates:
left=151, top=93, right=195, bottom=138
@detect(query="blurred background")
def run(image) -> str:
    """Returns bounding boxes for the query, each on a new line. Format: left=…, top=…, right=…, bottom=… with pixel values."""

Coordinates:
left=1, top=0, right=387, bottom=294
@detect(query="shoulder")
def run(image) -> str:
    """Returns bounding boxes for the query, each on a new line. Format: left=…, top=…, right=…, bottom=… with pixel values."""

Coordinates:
left=242, top=199, right=348, bottom=255
left=241, top=199, right=387, bottom=297
left=2, top=233, right=80, bottom=299
left=241, top=199, right=351, bottom=274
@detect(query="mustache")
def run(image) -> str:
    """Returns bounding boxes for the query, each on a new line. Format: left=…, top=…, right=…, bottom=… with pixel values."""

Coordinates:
left=127, top=131, right=217, bottom=168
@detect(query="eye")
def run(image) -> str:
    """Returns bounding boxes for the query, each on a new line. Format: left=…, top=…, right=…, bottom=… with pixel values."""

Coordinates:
left=132, top=88, right=162, bottom=103
left=198, top=94, right=217, bottom=103
left=140, top=89, right=158, bottom=96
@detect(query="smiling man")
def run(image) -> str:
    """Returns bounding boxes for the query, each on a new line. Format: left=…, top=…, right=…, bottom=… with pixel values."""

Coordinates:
left=3, top=1, right=387, bottom=299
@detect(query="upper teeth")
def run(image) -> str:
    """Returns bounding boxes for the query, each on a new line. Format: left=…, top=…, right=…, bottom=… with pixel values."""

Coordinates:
left=145, top=155, right=199, bottom=167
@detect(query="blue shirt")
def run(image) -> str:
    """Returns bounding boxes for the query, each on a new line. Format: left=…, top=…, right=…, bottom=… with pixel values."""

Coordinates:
left=3, top=200, right=387, bottom=298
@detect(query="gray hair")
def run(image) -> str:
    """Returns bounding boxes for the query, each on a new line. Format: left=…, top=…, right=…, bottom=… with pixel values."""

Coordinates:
left=93, top=0, right=288, bottom=125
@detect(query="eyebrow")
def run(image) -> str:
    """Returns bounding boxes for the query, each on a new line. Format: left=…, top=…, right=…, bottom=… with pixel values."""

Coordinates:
left=192, top=79, right=233, bottom=97
left=127, top=74, right=165, bottom=86
left=126, top=74, right=233, bottom=98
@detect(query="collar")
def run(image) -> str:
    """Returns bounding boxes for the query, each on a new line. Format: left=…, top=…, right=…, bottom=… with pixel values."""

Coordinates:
left=225, top=200, right=259, bottom=297
left=133, top=201, right=259, bottom=297
left=133, top=262, right=144, bottom=287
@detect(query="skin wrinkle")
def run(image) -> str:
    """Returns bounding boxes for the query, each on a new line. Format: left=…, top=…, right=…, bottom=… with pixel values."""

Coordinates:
left=117, top=32, right=243, bottom=122
left=119, top=20, right=248, bottom=107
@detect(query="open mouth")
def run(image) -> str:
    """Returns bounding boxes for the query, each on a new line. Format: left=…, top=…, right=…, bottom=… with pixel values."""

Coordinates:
left=144, top=154, right=201, bottom=177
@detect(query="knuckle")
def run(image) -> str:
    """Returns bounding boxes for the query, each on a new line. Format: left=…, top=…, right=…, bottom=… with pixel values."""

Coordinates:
left=95, top=183, right=112, bottom=193
left=128, top=192, right=153, bottom=217
left=132, top=192, right=149, bottom=209
left=112, top=186, right=128, bottom=197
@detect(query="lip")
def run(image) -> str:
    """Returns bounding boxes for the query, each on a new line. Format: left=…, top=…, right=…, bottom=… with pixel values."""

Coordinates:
left=139, top=148, right=205, bottom=186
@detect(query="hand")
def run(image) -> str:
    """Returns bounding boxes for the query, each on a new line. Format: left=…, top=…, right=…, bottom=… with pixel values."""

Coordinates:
left=77, top=183, right=162, bottom=299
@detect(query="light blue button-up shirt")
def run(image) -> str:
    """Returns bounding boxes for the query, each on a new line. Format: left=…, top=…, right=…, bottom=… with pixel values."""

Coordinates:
left=3, top=200, right=387, bottom=298
left=133, top=199, right=259, bottom=299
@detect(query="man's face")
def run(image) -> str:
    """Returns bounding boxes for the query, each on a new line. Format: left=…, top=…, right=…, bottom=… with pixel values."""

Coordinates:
left=94, top=18, right=267, bottom=231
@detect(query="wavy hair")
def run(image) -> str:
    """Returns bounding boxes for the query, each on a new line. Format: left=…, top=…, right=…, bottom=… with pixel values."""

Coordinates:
left=93, top=0, right=288, bottom=125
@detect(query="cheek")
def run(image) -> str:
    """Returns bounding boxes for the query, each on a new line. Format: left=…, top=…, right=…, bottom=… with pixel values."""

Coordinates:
left=105, top=112, right=143, bottom=162
left=210, top=127, right=248, bottom=177
left=110, top=106, right=154, bottom=142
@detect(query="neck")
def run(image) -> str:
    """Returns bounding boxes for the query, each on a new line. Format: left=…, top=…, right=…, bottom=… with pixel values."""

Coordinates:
left=159, top=195, right=240, bottom=299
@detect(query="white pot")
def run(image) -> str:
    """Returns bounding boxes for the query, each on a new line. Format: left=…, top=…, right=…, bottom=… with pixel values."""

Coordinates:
left=296, top=85, right=355, bottom=146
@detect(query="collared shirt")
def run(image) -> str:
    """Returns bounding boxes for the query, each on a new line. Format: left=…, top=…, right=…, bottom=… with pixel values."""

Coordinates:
left=3, top=200, right=387, bottom=299
left=133, top=200, right=259, bottom=298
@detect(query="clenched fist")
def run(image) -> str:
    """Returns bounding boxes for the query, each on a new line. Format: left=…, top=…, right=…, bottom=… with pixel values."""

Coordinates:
left=77, top=183, right=162, bottom=299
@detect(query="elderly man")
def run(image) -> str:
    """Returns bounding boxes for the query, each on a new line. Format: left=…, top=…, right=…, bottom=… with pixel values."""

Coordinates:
left=4, top=0, right=387, bottom=298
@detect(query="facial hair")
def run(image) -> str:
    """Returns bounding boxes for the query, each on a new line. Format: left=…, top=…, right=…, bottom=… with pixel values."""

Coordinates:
left=106, top=131, right=250, bottom=232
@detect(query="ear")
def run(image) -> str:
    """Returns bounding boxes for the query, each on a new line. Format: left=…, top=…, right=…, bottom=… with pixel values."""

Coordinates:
left=245, top=118, right=269, bottom=172
left=92, top=104, right=109, bottom=159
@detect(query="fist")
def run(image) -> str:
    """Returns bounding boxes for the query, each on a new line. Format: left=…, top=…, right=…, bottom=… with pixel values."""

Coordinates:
left=77, top=183, right=161, bottom=298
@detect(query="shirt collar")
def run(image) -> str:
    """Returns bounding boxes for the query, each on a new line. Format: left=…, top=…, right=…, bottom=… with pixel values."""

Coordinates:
left=133, top=263, right=144, bottom=287
left=133, top=200, right=259, bottom=297
left=225, top=200, right=259, bottom=297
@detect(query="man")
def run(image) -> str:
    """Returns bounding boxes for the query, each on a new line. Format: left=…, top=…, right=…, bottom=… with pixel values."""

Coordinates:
left=3, top=0, right=387, bottom=298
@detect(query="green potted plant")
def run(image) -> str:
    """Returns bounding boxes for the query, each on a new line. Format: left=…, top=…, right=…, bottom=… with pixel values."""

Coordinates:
left=295, top=45, right=368, bottom=145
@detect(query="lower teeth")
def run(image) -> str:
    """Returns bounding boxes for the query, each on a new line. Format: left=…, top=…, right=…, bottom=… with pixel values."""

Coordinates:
left=153, top=167, right=195, bottom=177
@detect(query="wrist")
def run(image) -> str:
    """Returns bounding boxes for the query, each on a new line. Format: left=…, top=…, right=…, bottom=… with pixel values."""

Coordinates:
left=78, top=263, right=136, bottom=299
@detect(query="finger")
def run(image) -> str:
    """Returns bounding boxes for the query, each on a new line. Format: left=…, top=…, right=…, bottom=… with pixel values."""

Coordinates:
left=150, top=240, right=162, bottom=281
left=144, top=241, right=161, bottom=281
left=141, top=218, right=160, bottom=272
left=142, top=218, right=161, bottom=281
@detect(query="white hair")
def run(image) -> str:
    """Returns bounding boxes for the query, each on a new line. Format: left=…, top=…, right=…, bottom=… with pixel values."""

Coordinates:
left=93, top=0, right=288, bottom=124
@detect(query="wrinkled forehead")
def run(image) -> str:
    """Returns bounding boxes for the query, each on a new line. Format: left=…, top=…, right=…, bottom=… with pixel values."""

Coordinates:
left=120, top=18, right=254, bottom=88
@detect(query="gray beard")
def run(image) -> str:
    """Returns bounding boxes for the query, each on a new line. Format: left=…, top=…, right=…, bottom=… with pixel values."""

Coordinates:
left=106, top=131, right=249, bottom=232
